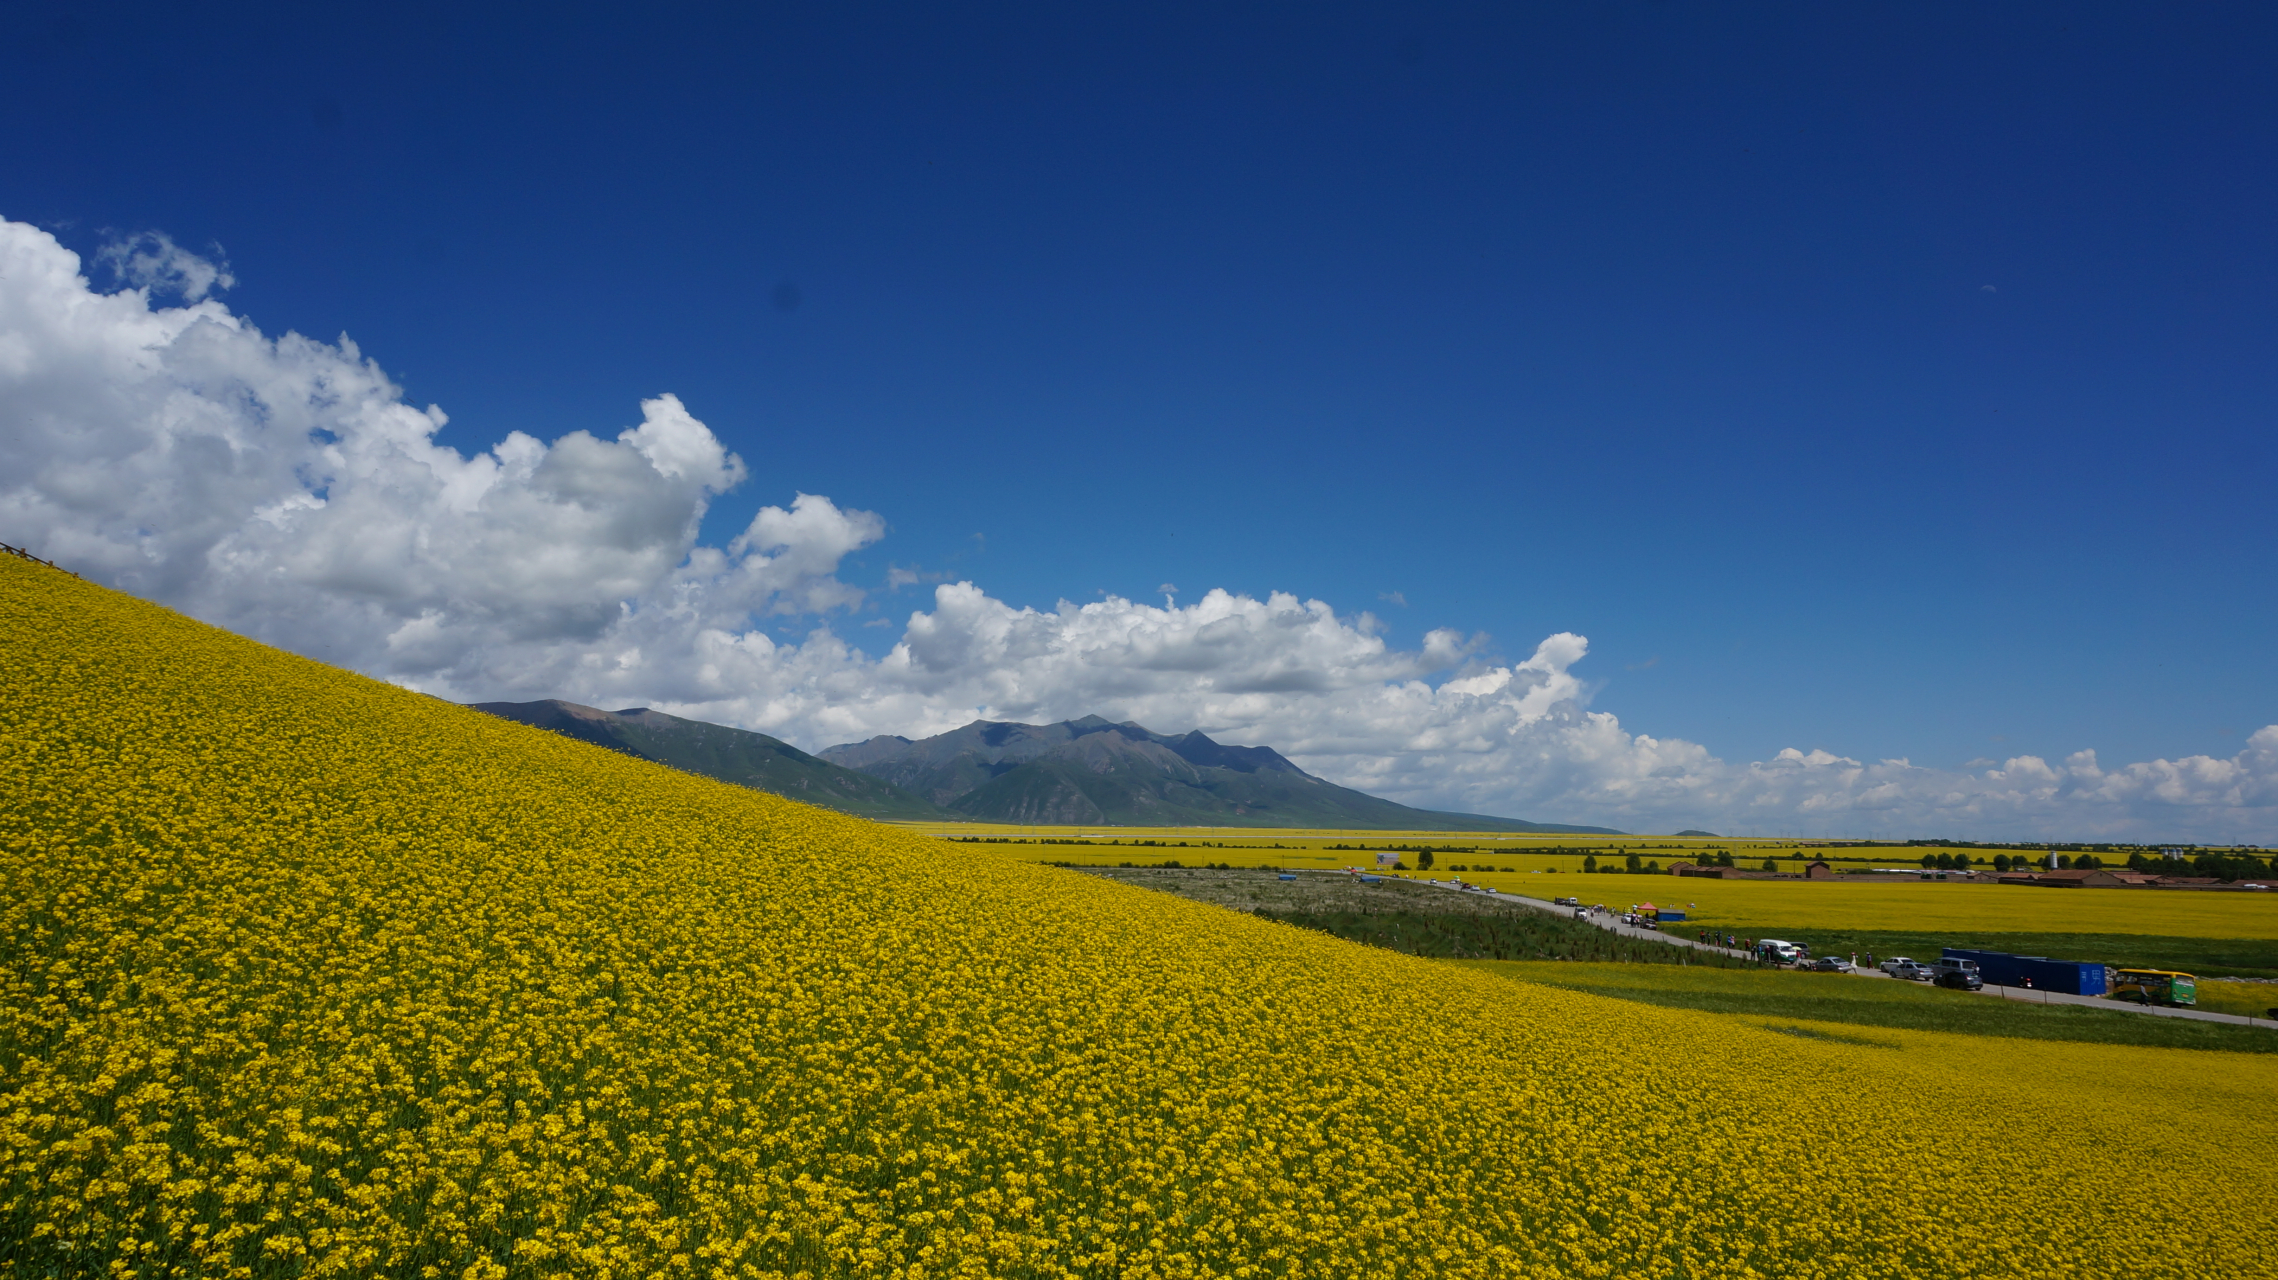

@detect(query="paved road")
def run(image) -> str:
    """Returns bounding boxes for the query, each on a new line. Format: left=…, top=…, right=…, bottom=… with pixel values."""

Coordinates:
left=1415, top=876, right=2278, bottom=1031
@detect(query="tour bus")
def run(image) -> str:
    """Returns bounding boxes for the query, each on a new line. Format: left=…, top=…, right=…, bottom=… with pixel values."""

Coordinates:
left=2109, top=969, right=2197, bottom=1007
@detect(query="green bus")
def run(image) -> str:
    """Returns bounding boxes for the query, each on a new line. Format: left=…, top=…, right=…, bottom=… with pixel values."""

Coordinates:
left=2110, top=969, right=2196, bottom=1007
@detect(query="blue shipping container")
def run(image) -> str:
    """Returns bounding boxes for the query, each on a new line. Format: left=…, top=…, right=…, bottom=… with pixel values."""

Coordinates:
left=1943, top=947, right=2107, bottom=996
left=1656, top=910, right=1687, bottom=921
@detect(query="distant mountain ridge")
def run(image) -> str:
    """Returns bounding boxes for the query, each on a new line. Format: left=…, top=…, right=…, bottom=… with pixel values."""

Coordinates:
left=820, top=715, right=1622, bottom=832
left=471, top=700, right=953, bottom=821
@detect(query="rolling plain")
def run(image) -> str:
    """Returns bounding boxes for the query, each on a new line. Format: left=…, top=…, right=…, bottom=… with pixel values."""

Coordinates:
left=4, top=554, right=2274, bottom=1278
left=925, top=826, right=2278, bottom=977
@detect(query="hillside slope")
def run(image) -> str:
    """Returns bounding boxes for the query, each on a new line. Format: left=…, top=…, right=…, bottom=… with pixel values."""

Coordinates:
left=824, top=716, right=1623, bottom=831
left=472, top=699, right=953, bottom=820
left=1, top=552, right=2270, bottom=1279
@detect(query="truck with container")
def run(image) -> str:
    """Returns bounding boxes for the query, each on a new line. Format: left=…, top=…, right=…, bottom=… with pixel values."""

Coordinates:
left=1941, top=947, right=2107, bottom=996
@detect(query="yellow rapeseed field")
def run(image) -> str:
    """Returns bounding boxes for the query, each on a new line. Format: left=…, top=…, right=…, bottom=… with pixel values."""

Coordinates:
left=2194, top=980, right=2278, bottom=1019
left=4, top=554, right=2275, bottom=1279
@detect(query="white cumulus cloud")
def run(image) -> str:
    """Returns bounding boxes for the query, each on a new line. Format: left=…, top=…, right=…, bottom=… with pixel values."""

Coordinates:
left=3, top=214, right=2272, bottom=841
left=95, top=230, right=237, bottom=302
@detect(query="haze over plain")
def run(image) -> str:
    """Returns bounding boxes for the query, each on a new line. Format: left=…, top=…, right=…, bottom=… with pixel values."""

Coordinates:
left=2, top=3, right=2272, bottom=838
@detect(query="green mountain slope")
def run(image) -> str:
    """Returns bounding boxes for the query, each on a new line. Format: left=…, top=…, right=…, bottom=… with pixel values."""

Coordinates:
left=823, top=716, right=1622, bottom=832
left=472, top=700, right=955, bottom=820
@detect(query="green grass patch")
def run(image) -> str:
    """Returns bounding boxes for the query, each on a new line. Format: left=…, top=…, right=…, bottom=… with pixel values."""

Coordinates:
left=1462, top=960, right=2278, bottom=1054
left=1687, top=927, right=2278, bottom=980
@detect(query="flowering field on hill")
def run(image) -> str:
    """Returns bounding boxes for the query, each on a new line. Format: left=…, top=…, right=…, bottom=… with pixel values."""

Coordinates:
left=3, top=554, right=2275, bottom=1279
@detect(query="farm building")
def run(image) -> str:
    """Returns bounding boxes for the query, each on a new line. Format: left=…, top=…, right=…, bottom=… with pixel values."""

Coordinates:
left=2012, top=869, right=2152, bottom=888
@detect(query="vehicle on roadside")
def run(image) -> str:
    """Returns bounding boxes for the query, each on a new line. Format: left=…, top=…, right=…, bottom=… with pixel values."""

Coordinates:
left=2109, top=969, right=2197, bottom=1007
left=1930, top=958, right=1983, bottom=991
left=1879, top=957, right=1931, bottom=981
left=1554, top=896, right=1580, bottom=906
left=1757, top=939, right=1803, bottom=965
left=1807, top=956, right=1851, bottom=972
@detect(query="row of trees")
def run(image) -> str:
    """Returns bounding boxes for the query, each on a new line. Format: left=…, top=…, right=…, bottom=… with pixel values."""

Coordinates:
left=1941, top=849, right=2277, bottom=880
left=1921, top=851, right=2120, bottom=872
left=2128, top=849, right=2272, bottom=880
left=1577, top=852, right=1783, bottom=875
left=1438, top=847, right=2267, bottom=882
left=1582, top=853, right=1662, bottom=874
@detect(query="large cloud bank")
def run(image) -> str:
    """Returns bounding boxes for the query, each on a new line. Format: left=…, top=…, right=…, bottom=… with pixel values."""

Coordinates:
left=3, top=217, right=2271, bottom=840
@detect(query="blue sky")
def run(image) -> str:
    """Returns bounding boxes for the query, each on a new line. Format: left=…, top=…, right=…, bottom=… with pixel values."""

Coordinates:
left=4, top=3, right=2273, bottom=835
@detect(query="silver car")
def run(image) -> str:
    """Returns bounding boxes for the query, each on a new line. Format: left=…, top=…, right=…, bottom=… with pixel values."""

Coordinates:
left=1879, top=957, right=1931, bottom=981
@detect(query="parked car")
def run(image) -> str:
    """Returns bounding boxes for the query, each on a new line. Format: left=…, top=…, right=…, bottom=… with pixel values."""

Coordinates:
left=1554, top=896, right=1580, bottom=906
left=1879, top=957, right=1931, bottom=981
left=1807, top=956, right=1852, bottom=972
left=1930, top=959, right=1983, bottom=991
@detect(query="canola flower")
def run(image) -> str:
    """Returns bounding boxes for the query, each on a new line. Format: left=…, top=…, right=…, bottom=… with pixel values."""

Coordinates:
left=2, top=554, right=2275, bottom=1279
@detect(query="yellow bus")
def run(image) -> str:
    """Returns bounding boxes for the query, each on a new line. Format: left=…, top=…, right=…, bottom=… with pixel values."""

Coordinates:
left=2109, top=969, right=2196, bottom=1007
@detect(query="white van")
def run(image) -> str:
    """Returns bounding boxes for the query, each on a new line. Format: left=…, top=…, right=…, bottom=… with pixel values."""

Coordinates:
left=1758, top=939, right=1803, bottom=964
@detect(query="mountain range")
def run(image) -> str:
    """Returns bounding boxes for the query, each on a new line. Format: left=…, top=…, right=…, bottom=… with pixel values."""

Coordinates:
left=472, top=702, right=1621, bottom=833
left=820, top=715, right=1620, bottom=832
left=470, top=701, right=949, bottom=821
